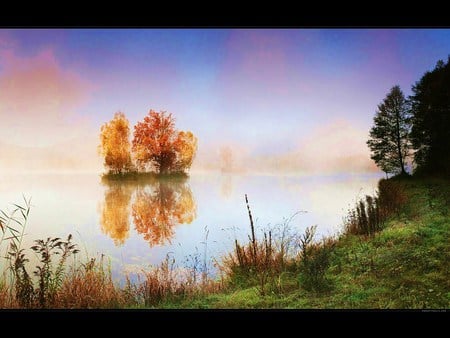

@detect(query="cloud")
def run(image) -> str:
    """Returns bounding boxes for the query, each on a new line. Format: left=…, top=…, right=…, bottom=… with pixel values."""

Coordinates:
left=0, top=47, right=94, bottom=147
left=0, top=43, right=102, bottom=172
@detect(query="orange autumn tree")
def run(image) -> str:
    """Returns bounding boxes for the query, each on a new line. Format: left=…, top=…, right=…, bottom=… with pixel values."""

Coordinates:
left=99, top=112, right=133, bottom=174
left=131, top=180, right=196, bottom=247
left=132, top=110, right=197, bottom=175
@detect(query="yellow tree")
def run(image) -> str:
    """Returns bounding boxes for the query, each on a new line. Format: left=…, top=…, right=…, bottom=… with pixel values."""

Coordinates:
left=100, top=182, right=133, bottom=246
left=99, top=112, right=133, bottom=174
left=174, top=131, right=198, bottom=172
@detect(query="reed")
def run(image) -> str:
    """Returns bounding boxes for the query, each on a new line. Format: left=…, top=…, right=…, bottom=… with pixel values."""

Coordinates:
left=130, top=255, right=215, bottom=307
left=56, top=256, right=125, bottom=308
left=221, top=196, right=305, bottom=295
left=344, top=179, right=407, bottom=236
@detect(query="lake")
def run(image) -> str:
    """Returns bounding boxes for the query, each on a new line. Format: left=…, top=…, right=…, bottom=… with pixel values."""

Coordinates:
left=0, top=172, right=383, bottom=281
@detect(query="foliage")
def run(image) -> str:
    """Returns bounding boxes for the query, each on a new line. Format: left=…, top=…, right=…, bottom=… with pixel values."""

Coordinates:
left=131, top=180, right=196, bottom=247
left=0, top=197, right=32, bottom=307
left=409, top=57, right=450, bottom=176
left=298, top=227, right=335, bottom=292
left=8, top=234, right=79, bottom=308
left=132, top=110, right=197, bottom=175
left=100, top=182, right=133, bottom=245
left=344, top=179, right=407, bottom=236
left=8, top=241, right=33, bottom=307
left=345, top=195, right=381, bottom=236
left=99, top=112, right=133, bottom=174
left=222, top=196, right=306, bottom=296
left=222, top=195, right=278, bottom=294
left=174, top=131, right=198, bottom=173
left=0, top=196, right=31, bottom=260
left=377, top=178, right=408, bottom=217
left=56, top=256, right=125, bottom=308
left=31, top=235, right=79, bottom=307
left=367, top=85, right=411, bottom=176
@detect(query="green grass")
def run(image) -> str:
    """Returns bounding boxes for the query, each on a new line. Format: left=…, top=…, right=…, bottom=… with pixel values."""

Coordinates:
left=154, top=177, right=450, bottom=309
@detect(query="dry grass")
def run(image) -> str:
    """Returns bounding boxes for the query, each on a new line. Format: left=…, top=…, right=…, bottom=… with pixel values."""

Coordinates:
left=137, top=256, right=188, bottom=306
left=0, top=282, right=16, bottom=308
left=1, top=246, right=223, bottom=309
left=126, top=255, right=222, bottom=307
left=220, top=195, right=325, bottom=295
left=55, top=258, right=126, bottom=309
left=344, top=178, right=408, bottom=236
left=378, top=178, right=408, bottom=217
left=221, top=195, right=291, bottom=294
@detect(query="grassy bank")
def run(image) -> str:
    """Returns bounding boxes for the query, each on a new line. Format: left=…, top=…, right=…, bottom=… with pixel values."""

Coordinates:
left=157, top=177, right=450, bottom=309
left=1, top=177, right=448, bottom=309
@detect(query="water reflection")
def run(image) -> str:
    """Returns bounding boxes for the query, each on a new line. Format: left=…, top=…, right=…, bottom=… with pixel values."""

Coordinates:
left=100, top=181, right=133, bottom=245
left=100, top=177, right=196, bottom=247
left=220, top=174, right=233, bottom=199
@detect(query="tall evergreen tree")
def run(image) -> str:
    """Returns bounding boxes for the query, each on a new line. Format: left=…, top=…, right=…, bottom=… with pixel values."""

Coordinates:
left=367, top=86, right=411, bottom=176
left=409, top=57, right=450, bottom=176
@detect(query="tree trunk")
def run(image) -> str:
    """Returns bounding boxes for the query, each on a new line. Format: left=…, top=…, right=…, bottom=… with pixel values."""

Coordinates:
left=395, top=110, right=406, bottom=175
left=158, top=154, right=170, bottom=175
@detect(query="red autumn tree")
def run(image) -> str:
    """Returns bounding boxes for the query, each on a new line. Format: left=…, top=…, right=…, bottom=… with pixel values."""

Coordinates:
left=132, top=110, right=197, bottom=174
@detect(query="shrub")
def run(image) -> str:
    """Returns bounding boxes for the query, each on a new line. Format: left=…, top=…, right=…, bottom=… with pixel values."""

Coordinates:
left=297, top=226, right=335, bottom=292
left=344, top=179, right=407, bottom=236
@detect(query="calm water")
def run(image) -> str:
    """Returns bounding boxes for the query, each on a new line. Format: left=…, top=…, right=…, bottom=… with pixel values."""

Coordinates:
left=0, top=172, right=382, bottom=281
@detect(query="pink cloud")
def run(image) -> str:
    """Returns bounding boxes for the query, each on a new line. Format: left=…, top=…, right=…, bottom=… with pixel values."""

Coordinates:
left=0, top=47, right=94, bottom=147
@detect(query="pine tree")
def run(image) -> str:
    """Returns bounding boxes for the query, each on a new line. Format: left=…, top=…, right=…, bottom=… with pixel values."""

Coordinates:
left=367, top=86, right=411, bottom=176
left=409, top=57, right=450, bottom=176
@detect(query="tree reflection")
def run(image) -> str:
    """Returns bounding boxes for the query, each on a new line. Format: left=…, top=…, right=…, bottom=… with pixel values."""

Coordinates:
left=100, top=177, right=196, bottom=247
left=100, top=182, right=134, bottom=245
left=220, top=174, right=233, bottom=199
left=131, top=179, right=196, bottom=247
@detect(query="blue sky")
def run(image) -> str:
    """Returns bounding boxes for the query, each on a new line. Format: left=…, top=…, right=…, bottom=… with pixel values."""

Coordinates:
left=0, top=29, right=449, bottom=173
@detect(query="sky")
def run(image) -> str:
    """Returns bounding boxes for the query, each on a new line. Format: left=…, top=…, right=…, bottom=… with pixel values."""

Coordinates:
left=0, top=29, right=449, bottom=174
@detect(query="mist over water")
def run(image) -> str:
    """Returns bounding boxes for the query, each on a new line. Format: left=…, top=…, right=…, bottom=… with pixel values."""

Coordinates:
left=0, top=172, right=382, bottom=281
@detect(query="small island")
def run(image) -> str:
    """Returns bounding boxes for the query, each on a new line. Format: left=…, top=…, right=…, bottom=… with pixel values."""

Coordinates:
left=99, top=110, right=198, bottom=181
